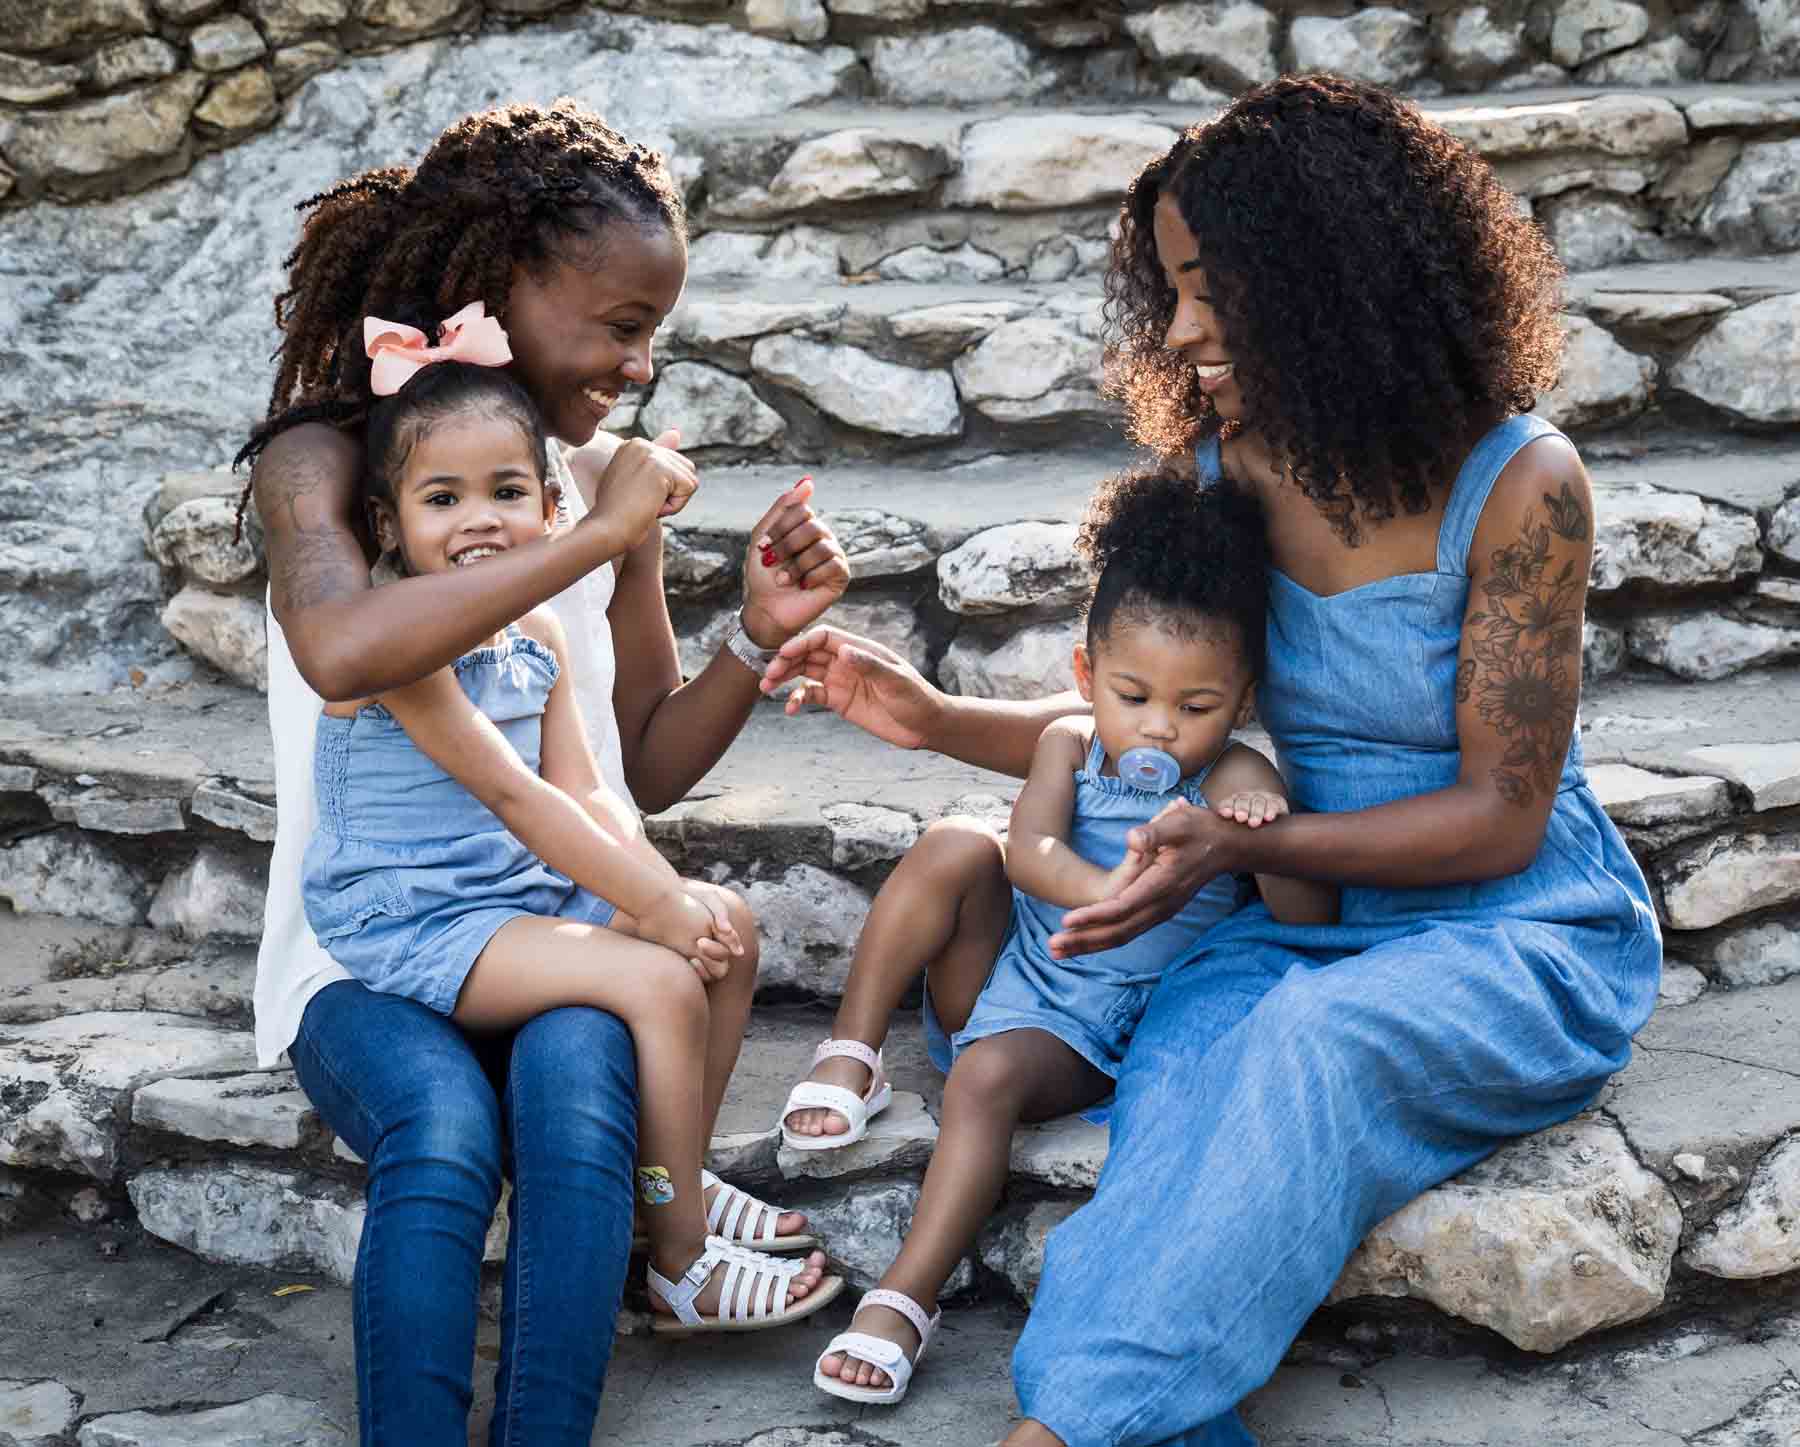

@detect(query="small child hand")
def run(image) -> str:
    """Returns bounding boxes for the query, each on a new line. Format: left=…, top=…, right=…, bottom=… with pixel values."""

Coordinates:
left=681, top=880, right=746, bottom=982
left=1214, top=790, right=1289, bottom=828
left=638, top=886, right=733, bottom=978
left=1098, top=844, right=1153, bottom=903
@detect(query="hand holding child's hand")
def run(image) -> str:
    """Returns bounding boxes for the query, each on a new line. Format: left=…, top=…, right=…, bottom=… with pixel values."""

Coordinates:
left=680, top=880, right=747, bottom=983
left=637, top=885, right=734, bottom=979
left=1215, top=790, right=1289, bottom=828
left=590, top=431, right=698, bottom=549
left=1098, top=842, right=1154, bottom=905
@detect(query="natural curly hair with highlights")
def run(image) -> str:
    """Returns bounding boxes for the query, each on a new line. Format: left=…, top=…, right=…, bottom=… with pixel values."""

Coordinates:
left=233, top=98, right=686, bottom=518
left=1105, top=73, right=1566, bottom=544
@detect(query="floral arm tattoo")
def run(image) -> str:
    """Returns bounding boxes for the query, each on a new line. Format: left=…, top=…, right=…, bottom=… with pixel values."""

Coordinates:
left=1455, top=483, right=1590, bottom=808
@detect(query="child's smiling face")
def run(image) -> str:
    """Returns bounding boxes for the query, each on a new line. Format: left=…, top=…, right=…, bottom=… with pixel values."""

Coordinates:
left=1074, top=616, right=1255, bottom=784
left=374, top=411, right=555, bottom=577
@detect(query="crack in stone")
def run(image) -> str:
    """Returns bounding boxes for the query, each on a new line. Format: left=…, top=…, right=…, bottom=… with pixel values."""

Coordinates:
left=1639, top=1044, right=1800, bottom=1084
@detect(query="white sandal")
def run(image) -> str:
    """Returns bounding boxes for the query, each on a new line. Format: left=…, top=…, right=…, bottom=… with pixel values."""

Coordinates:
left=779, top=1038, right=893, bottom=1152
left=632, top=1171, right=818, bottom=1251
left=812, top=1288, right=941, bottom=1405
left=648, top=1234, right=844, bottom=1336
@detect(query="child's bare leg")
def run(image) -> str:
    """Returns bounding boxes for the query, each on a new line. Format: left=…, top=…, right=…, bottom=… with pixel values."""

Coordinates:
left=820, top=1029, right=1109, bottom=1387
left=454, top=917, right=827, bottom=1312
left=787, top=818, right=1012, bottom=1139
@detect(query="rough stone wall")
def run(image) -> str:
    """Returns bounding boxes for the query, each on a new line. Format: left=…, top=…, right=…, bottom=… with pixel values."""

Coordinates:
left=2, top=0, right=1795, bottom=206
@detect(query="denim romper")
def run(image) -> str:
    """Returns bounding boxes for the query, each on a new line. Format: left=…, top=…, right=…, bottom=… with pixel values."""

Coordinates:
left=301, top=626, right=618, bottom=1016
left=927, top=731, right=1241, bottom=1094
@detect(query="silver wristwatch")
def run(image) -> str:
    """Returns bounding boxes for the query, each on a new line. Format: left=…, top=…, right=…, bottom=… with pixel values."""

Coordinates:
left=723, top=618, right=780, bottom=674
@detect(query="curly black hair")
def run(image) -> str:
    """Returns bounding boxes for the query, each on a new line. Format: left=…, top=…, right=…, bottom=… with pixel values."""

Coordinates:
left=1105, top=73, right=1565, bottom=544
left=1078, top=468, right=1269, bottom=678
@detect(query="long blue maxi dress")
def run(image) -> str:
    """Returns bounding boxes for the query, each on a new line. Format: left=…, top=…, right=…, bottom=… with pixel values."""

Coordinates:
left=1010, top=414, right=1663, bottom=1447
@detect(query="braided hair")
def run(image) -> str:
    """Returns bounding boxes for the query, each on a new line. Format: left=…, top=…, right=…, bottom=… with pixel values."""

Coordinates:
left=234, top=98, right=686, bottom=530
left=1078, top=468, right=1269, bottom=679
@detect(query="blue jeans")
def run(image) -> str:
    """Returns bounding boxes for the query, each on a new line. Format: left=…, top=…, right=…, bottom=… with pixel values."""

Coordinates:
left=289, top=980, right=639, bottom=1447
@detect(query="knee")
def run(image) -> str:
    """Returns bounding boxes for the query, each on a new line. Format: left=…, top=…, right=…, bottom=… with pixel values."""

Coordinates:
left=943, top=1038, right=1029, bottom=1119
left=911, top=816, right=1006, bottom=883
left=373, top=1094, right=504, bottom=1205
left=718, top=887, right=760, bottom=988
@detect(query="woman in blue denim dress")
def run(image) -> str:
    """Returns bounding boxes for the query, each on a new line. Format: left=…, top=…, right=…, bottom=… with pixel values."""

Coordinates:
left=764, top=74, right=1662, bottom=1447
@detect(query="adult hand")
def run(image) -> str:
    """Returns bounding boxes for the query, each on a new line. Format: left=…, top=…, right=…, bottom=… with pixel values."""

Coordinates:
left=740, top=477, right=851, bottom=647
left=585, top=430, right=697, bottom=549
left=761, top=625, right=943, bottom=752
left=1049, top=800, right=1240, bottom=957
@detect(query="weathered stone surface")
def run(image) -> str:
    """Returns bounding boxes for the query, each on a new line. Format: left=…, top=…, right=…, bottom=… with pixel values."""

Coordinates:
left=1772, top=495, right=1800, bottom=568
left=1657, top=963, right=1708, bottom=1007
left=1290, top=8, right=1429, bottom=87
left=938, top=522, right=1086, bottom=616
left=1578, top=290, right=1733, bottom=340
left=939, top=622, right=1076, bottom=700
left=77, top=1394, right=348, bottom=1447
left=0, top=1378, right=79, bottom=1447
left=745, top=0, right=828, bottom=42
left=0, top=51, right=80, bottom=103
left=1331, top=1115, right=1681, bottom=1352
left=1745, top=0, right=1800, bottom=78
left=1590, top=483, right=1762, bottom=594
left=1678, top=742, right=1800, bottom=812
left=1584, top=620, right=1626, bottom=680
left=156, top=0, right=228, bottom=18
left=1542, top=194, right=1663, bottom=272
left=1693, top=920, right=1800, bottom=991
left=87, top=35, right=180, bottom=88
left=1537, top=316, right=1653, bottom=430
left=0, top=1013, right=256, bottom=1179
left=358, top=0, right=464, bottom=34
left=799, top=1179, right=973, bottom=1293
left=1700, top=140, right=1800, bottom=253
left=1011, top=1114, right=1107, bottom=1190
left=0, top=0, right=151, bottom=52
left=1548, top=0, right=1649, bottom=67
left=190, top=781, right=278, bottom=842
left=807, top=595, right=933, bottom=679
left=946, top=114, right=1180, bottom=211
left=820, top=509, right=935, bottom=578
left=671, top=298, right=843, bottom=350
left=0, top=832, right=151, bottom=924
left=1123, top=2, right=1277, bottom=90
left=133, top=1069, right=314, bottom=1150
left=953, top=308, right=1106, bottom=425
left=1683, top=1134, right=1800, bottom=1279
left=979, top=1197, right=1081, bottom=1303
left=1627, top=612, right=1799, bottom=683
left=725, top=127, right=951, bottom=218
left=868, top=27, right=1049, bottom=105
left=822, top=801, right=920, bottom=871
left=194, top=65, right=279, bottom=134
left=740, top=864, right=871, bottom=999
left=1670, top=295, right=1800, bottom=425
left=271, top=39, right=341, bottom=89
left=1432, top=4, right=1525, bottom=86
left=886, top=299, right=1027, bottom=364
left=162, top=587, right=268, bottom=691
left=0, top=72, right=202, bottom=198
left=129, top=1163, right=362, bottom=1281
left=1434, top=95, right=1686, bottom=163
left=150, top=495, right=263, bottom=586
left=777, top=1089, right=936, bottom=1180
left=751, top=336, right=959, bottom=439
left=640, top=363, right=784, bottom=450
left=147, top=845, right=269, bottom=940
left=1586, top=764, right=1731, bottom=829
left=1658, top=833, right=1800, bottom=930
left=189, top=15, right=268, bottom=71
left=1579, top=34, right=1703, bottom=84
left=877, top=242, right=1007, bottom=284
left=661, top=532, right=735, bottom=599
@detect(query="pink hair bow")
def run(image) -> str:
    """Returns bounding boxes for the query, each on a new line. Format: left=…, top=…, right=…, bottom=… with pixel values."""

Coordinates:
left=364, top=300, right=513, bottom=397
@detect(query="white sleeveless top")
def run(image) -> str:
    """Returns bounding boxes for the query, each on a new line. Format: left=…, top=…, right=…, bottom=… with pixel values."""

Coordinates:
left=252, top=444, right=634, bottom=1067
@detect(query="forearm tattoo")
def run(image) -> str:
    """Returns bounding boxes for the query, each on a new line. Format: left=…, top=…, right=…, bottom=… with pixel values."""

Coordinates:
left=1455, top=487, right=1589, bottom=807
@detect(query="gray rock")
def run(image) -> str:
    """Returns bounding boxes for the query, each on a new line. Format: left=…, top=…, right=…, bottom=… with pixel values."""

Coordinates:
left=1123, top=2, right=1277, bottom=90
left=821, top=596, right=933, bottom=679
left=745, top=0, right=828, bottom=42
left=162, top=587, right=268, bottom=691
left=1577, top=290, right=1733, bottom=341
left=1590, top=483, right=1762, bottom=595
left=1699, top=139, right=1800, bottom=253
left=194, top=66, right=279, bottom=134
left=687, top=231, right=780, bottom=281
left=1683, top=1134, right=1800, bottom=1279
left=189, top=15, right=268, bottom=71
left=129, top=1163, right=363, bottom=1282
left=887, top=299, right=1029, bottom=363
left=640, top=363, right=784, bottom=451
left=1657, top=964, right=1708, bottom=1007
left=1697, top=921, right=1800, bottom=990
left=721, top=127, right=952, bottom=219
left=939, top=622, right=1077, bottom=700
left=245, top=0, right=350, bottom=41
left=946, top=114, right=1180, bottom=211
left=1331, top=1114, right=1682, bottom=1352
left=953, top=307, right=1107, bottom=425
left=938, top=522, right=1087, bottom=616
left=156, top=0, right=227, bottom=17
left=1745, top=0, right=1800, bottom=77
left=1289, top=9, right=1429, bottom=87
left=1669, top=295, right=1800, bottom=425
left=150, top=495, right=264, bottom=586
left=1586, top=765, right=1731, bottom=829
left=1627, top=611, right=1800, bottom=683
left=799, top=1179, right=973, bottom=1293
left=740, top=864, right=871, bottom=999
left=750, top=336, right=960, bottom=440
left=1584, top=620, right=1627, bottom=681
left=271, top=40, right=341, bottom=90
left=777, top=1089, right=937, bottom=1181
left=1652, top=135, right=1741, bottom=227
left=1678, top=742, right=1800, bottom=811
left=1541, top=194, right=1664, bottom=272
left=87, top=35, right=180, bottom=88
left=1433, top=94, right=1685, bottom=163
left=752, top=227, right=843, bottom=281
left=0, top=71, right=202, bottom=199
left=1657, top=833, right=1800, bottom=930
left=1548, top=0, right=1650, bottom=67
left=133, top=1069, right=315, bottom=1150
left=1537, top=316, right=1653, bottom=431
left=822, top=801, right=921, bottom=870
left=661, top=531, right=735, bottom=599
left=1578, top=34, right=1703, bottom=84
left=0, top=51, right=81, bottom=104
left=0, top=1378, right=79, bottom=1447
left=670, top=298, right=844, bottom=350
left=1771, top=495, right=1800, bottom=567
left=1432, top=5, right=1526, bottom=87
left=190, top=781, right=278, bottom=842
left=979, top=1198, right=1081, bottom=1303
left=0, top=0, right=152, bottom=51
left=148, top=846, right=269, bottom=940
left=0, top=831, right=152, bottom=924
left=876, top=243, right=1007, bottom=284
left=868, top=27, right=1050, bottom=105
left=1010, top=1114, right=1107, bottom=1190
left=77, top=1394, right=348, bottom=1447
left=820, top=509, right=936, bottom=579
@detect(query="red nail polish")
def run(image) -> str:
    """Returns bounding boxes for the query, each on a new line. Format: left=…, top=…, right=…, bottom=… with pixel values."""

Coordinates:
left=760, top=548, right=776, bottom=566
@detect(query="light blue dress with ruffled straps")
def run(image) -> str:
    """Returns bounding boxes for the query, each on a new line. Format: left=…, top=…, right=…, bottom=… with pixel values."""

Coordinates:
left=1010, top=415, right=1662, bottom=1447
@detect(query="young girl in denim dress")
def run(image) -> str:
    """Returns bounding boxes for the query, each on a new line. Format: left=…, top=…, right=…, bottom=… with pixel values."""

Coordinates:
left=302, top=330, right=843, bottom=1337
left=780, top=470, right=1337, bottom=1405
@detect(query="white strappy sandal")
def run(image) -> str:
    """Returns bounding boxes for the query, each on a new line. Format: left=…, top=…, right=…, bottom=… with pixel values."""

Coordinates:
left=648, top=1234, right=844, bottom=1336
left=779, top=1038, right=894, bottom=1152
left=812, top=1288, right=941, bottom=1405
left=632, top=1171, right=817, bottom=1252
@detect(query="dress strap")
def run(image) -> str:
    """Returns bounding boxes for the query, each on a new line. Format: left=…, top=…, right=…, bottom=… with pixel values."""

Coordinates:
left=1084, top=730, right=1108, bottom=775
left=1434, top=414, right=1571, bottom=576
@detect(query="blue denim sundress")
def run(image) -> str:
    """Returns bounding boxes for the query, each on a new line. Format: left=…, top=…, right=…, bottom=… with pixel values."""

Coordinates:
left=926, top=732, right=1241, bottom=1097
left=302, top=626, right=617, bottom=1016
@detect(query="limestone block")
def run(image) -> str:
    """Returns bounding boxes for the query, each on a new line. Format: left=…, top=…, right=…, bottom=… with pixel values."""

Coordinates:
left=194, top=66, right=278, bottom=134
left=0, top=1379, right=79, bottom=1446
left=1010, top=1114, right=1108, bottom=1190
left=723, top=128, right=951, bottom=219
left=1652, top=136, right=1741, bottom=227
left=356, top=0, right=464, bottom=33
left=0, top=72, right=202, bottom=199
left=821, top=509, right=936, bottom=579
left=938, top=523, right=1087, bottom=616
left=876, top=243, right=1007, bottom=284
left=155, top=0, right=226, bottom=17
left=672, top=299, right=843, bottom=351
left=1684, top=1135, right=1800, bottom=1279
left=0, top=1013, right=256, bottom=1179
left=1584, top=620, right=1626, bottom=680
left=190, top=781, right=278, bottom=842
left=750, top=335, right=959, bottom=439
left=0, top=832, right=151, bottom=924
left=150, top=495, right=263, bottom=586
left=1658, top=964, right=1708, bottom=1007
left=1685, top=95, right=1800, bottom=130
left=1330, top=1114, right=1681, bottom=1352
left=868, top=27, right=1049, bottom=105
left=825, top=0, right=924, bottom=17
left=0, top=52, right=81, bottom=104
left=271, top=40, right=341, bottom=90
left=1697, top=921, right=1800, bottom=990
left=1670, top=295, right=1800, bottom=425
left=1536, top=316, right=1652, bottom=431
left=148, top=846, right=268, bottom=940
left=133, top=1070, right=314, bottom=1150
left=1745, top=0, right=1800, bottom=77
left=1434, top=95, right=1686, bottom=162
left=979, top=1198, right=1081, bottom=1303
left=954, top=310, right=1107, bottom=425
left=1586, top=765, right=1731, bottom=829
left=1579, top=34, right=1703, bottom=84
left=1548, top=0, right=1649, bottom=67
left=777, top=1090, right=937, bottom=1180
left=1290, top=9, right=1429, bottom=88
left=128, top=1164, right=362, bottom=1282
left=687, top=232, right=777, bottom=281
left=1025, top=234, right=1110, bottom=284
left=1578, top=291, right=1733, bottom=341
left=1658, top=833, right=1800, bottom=930
left=939, top=623, right=1077, bottom=699
left=1432, top=5, right=1525, bottom=87
left=0, top=0, right=151, bottom=52
left=1542, top=194, right=1663, bottom=272
left=746, top=0, right=828, bottom=42
left=1166, top=75, right=1230, bottom=108
left=1627, top=611, right=1800, bottom=682
left=1771, top=495, right=1800, bottom=567
left=66, top=793, right=185, bottom=836
left=162, top=586, right=267, bottom=691
left=639, top=363, right=783, bottom=450
left=887, top=299, right=1027, bottom=363
left=1589, top=483, right=1762, bottom=594
left=740, top=864, right=871, bottom=999
left=1123, top=2, right=1277, bottom=90
left=822, top=801, right=920, bottom=871
left=87, top=36, right=179, bottom=89
left=946, top=115, right=1180, bottom=211
left=245, top=0, right=352, bottom=46
left=1679, top=743, right=1800, bottom=812
left=77, top=1394, right=348, bottom=1447
left=817, top=595, right=933, bottom=679
left=661, top=531, right=735, bottom=599
left=1699, top=140, right=1800, bottom=253
left=189, top=15, right=268, bottom=71
left=761, top=227, right=846, bottom=281
left=800, top=1180, right=973, bottom=1293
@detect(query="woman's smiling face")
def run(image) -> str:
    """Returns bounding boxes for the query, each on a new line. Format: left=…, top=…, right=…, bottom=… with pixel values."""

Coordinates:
left=504, top=220, right=687, bottom=448
left=1153, top=191, right=1243, bottom=424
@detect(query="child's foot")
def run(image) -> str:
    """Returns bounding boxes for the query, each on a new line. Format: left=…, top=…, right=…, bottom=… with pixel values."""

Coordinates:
left=783, top=1051, right=875, bottom=1139
left=637, top=1175, right=811, bottom=1244
left=647, top=1242, right=834, bottom=1330
left=817, top=1294, right=929, bottom=1389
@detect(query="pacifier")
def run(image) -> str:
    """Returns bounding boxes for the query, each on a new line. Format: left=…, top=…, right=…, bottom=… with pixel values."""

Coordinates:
left=1117, top=747, right=1182, bottom=794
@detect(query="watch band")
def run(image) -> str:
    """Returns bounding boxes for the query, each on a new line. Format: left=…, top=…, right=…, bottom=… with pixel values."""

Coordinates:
left=723, top=620, right=780, bottom=675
